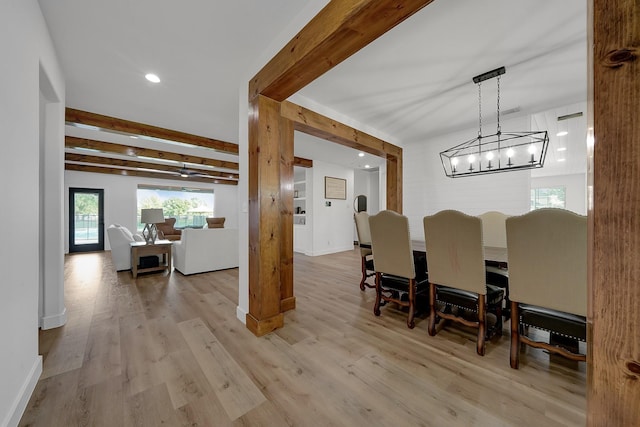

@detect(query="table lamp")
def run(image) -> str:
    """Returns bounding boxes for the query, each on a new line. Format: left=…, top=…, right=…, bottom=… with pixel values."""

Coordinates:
left=140, top=208, right=165, bottom=244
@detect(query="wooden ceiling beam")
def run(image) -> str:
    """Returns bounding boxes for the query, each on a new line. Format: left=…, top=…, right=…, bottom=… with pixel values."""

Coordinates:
left=65, top=153, right=239, bottom=180
left=282, top=100, right=401, bottom=158
left=65, top=163, right=237, bottom=185
left=66, top=136, right=239, bottom=171
left=249, top=0, right=434, bottom=101
left=293, top=157, right=313, bottom=168
left=66, top=108, right=239, bottom=155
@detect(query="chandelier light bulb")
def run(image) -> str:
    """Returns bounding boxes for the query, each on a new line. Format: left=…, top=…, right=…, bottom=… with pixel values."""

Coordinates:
left=485, top=152, right=494, bottom=160
left=451, top=157, right=459, bottom=166
left=506, top=148, right=515, bottom=158
left=528, top=145, right=536, bottom=154
left=468, top=154, right=476, bottom=163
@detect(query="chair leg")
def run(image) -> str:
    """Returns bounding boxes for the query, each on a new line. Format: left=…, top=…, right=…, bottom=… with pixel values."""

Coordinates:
left=476, top=295, right=486, bottom=356
left=428, top=283, right=437, bottom=336
left=359, top=257, right=367, bottom=291
left=406, top=278, right=416, bottom=329
left=495, top=302, right=503, bottom=336
left=510, top=301, right=520, bottom=369
left=373, top=272, right=382, bottom=316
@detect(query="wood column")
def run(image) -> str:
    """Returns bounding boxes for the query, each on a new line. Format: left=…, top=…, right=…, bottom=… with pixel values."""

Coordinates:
left=247, top=0, right=432, bottom=337
left=588, top=0, right=640, bottom=424
left=279, top=116, right=296, bottom=312
left=386, top=155, right=402, bottom=213
left=246, top=95, right=285, bottom=336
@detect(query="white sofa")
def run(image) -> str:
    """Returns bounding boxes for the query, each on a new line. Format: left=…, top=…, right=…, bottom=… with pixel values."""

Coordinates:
left=173, top=228, right=239, bottom=275
left=106, top=224, right=144, bottom=271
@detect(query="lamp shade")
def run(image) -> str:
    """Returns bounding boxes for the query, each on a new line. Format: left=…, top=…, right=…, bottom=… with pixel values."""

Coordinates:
left=140, top=208, right=165, bottom=224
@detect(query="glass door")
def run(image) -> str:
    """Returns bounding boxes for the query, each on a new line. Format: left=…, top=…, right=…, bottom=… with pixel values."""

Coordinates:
left=69, top=188, right=104, bottom=253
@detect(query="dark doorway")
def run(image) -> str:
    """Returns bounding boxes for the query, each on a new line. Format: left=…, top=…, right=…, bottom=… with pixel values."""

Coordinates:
left=69, top=188, right=104, bottom=252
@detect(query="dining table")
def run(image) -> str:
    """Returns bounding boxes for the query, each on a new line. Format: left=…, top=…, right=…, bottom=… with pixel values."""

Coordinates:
left=409, top=240, right=508, bottom=264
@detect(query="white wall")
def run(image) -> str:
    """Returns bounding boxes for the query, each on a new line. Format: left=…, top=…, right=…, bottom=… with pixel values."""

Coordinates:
left=64, top=171, right=239, bottom=252
left=0, top=1, right=65, bottom=425
left=310, top=160, right=355, bottom=256
left=532, top=173, right=586, bottom=214
left=403, top=115, right=532, bottom=239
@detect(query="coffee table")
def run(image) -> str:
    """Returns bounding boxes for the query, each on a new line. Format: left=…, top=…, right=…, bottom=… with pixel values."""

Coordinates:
left=130, top=240, right=173, bottom=278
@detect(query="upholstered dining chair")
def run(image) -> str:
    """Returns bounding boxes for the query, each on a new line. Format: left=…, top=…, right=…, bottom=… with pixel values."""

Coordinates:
left=369, top=210, right=429, bottom=329
left=506, top=208, right=587, bottom=369
left=354, top=212, right=375, bottom=290
left=423, top=210, right=504, bottom=356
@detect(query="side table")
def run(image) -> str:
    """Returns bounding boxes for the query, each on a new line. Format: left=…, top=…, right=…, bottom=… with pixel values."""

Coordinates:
left=130, top=240, right=173, bottom=278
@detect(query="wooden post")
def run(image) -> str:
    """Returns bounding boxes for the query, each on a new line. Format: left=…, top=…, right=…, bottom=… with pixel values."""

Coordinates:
left=247, top=0, right=437, bottom=336
left=588, top=0, right=640, bottom=424
left=246, top=95, right=284, bottom=336
left=280, top=117, right=296, bottom=312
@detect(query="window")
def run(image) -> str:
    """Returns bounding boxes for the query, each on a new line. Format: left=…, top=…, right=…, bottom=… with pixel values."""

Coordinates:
left=137, top=185, right=214, bottom=230
left=531, top=186, right=566, bottom=210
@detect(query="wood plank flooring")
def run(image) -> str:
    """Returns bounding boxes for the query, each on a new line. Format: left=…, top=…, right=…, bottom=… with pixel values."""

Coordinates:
left=20, top=248, right=586, bottom=426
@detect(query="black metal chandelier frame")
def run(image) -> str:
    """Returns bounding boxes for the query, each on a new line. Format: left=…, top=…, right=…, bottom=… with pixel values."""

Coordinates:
left=440, top=66, right=549, bottom=178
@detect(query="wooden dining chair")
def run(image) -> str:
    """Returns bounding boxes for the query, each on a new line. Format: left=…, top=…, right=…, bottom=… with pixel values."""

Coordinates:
left=354, top=212, right=375, bottom=290
left=506, top=208, right=587, bottom=369
left=369, top=210, right=429, bottom=329
left=423, top=210, right=504, bottom=356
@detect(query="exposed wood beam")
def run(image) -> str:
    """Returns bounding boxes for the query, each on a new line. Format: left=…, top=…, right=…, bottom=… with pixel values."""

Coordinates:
left=246, top=0, right=424, bottom=337
left=65, top=153, right=239, bottom=180
left=66, top=108, right=239, bottom=155
left=249, top=0, right=434, bottom=101
left=589, top=0, right=640, bottom=424
left=293, top=157, right=313, bottom=168
left=66, top=136, right=239, bottom=171
left=65, top=164, right=237, bottom=185
left=282, top=100, right=402, bottom=158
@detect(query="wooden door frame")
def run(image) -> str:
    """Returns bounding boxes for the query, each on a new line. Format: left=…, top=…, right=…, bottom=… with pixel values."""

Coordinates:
left=248, top=0, right=640, bottom=422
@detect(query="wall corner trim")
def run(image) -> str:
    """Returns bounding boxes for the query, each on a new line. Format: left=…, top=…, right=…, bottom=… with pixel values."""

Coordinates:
left=3, top=355, right=42, bottom=427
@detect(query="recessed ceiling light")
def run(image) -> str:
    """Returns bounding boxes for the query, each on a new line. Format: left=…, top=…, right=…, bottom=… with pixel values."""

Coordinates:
left=358, top=152, right=365, bottom=157
left=558, top=158, right=566, bottom=162
left=556, top=131, right=568, bottom=136
left=557, top=147, right=567, bottom=151
left=145, top=73, right=160, bottom=83
left=364, top=164, right=370, bottom=169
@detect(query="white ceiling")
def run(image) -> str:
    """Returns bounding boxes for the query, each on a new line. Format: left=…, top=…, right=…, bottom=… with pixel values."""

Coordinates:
left=39, top=0, right=587, bottom=172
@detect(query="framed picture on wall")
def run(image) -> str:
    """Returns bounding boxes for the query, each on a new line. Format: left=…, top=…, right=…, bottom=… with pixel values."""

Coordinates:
left=325, top=176, right=347, bottom=200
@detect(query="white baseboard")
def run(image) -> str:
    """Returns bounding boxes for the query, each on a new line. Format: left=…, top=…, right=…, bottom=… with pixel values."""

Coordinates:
left=2, top=356, right=42, bottom=427
left=40, top=307, right=67, bottom=330
left=309, top=245, right=354, bottom=257
left=236, top=305, right=247, bottom=324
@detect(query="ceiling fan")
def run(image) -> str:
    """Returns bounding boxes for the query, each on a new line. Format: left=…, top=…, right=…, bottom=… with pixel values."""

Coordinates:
left=178, top=164, right=208, bottom=178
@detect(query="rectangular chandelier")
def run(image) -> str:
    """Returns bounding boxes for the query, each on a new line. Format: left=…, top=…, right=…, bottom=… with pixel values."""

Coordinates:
left=440, top=66, right=549, bottom=178
left=440, top=130, right=549, bottom=177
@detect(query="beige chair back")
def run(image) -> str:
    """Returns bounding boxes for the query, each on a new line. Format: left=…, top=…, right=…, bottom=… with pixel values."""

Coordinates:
left=369, top=210, right=415, bottom=279
left=506, top=208, right=587, bottom=316
left=423, top=210, right=486, bottom=295
left=479, top=211, right=509, bottom=248
left=354, top=212, right=373, bottom=257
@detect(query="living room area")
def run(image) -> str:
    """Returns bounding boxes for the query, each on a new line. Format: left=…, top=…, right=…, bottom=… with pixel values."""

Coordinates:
left=4, top=0, right=638, bottom=426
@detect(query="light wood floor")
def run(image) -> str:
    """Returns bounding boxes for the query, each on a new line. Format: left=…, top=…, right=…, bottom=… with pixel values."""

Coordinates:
left=20, top=248, right=586, bottom=426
